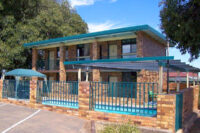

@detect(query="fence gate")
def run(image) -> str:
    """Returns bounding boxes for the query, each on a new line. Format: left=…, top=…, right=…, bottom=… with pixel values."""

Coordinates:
left=89, top=82, right=158, bottom=117
left=37, top=81, right=79, bottom=108
left=2, top=80, right=30, bottom=100
left=175, top=93, right=183, bottom=131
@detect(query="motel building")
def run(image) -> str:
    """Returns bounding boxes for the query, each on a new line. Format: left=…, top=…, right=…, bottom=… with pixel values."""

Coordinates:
left=0, top=25, right=199, bottom=133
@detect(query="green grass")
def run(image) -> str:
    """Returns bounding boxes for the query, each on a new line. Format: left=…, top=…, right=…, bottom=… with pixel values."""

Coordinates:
left=99, top=122, right=140, bottom=133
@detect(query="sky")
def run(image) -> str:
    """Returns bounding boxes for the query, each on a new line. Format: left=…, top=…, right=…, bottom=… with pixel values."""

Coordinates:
left=68, top=0, right=200, bottom=69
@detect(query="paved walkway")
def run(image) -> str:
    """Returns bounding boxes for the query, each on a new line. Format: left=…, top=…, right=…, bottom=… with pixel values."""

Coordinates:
left=0, top=102, right=91, bottom=133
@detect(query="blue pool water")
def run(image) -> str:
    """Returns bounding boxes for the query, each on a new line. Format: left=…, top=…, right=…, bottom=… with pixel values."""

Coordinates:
left=42, top=100, right=79, bottom=109
left=42, top=100, right=157, bottom=117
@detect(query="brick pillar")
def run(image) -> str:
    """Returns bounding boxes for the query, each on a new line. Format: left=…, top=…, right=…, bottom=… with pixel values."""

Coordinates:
left=157, top=94, right=176, bottom=133
left=92, top=41, right=100, bottom=81
left=193, top=85, right=199, bottom=111
left=59, top=46, right=66, bottom=81
left=0, top=80, right=3, bottom=101
left=32, top=48, right=38, bottom=70
left=78, top=82, right=90, bottom=118
left=29, top=80, right=37, bottom=108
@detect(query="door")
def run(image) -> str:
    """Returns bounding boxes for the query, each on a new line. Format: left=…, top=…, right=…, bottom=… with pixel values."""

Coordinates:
left=109, top=44, right=118, bottom=59
left=49, top=51, right=55, bottom=70
left=109, top=76, right=118, bottom=82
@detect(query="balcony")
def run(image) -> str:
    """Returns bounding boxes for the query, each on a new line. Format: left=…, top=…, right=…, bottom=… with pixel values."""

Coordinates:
left=37, top=59, right=60, bottom=71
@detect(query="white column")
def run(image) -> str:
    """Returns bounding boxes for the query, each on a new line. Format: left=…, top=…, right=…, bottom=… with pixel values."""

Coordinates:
left=86, top=72, right=89, bottom=82
left=159, top=66, right=163, bottom=93
left=78, top=68, right=81, bottom=82
left=186, top=72, right=189, bottom=88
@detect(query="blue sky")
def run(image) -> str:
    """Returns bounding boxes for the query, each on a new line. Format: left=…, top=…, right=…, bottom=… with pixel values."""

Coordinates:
left=68, top=0, right=200, bottom=69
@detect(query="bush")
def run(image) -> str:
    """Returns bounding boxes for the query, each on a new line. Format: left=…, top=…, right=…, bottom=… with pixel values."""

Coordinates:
left=100, top=122, right=140, bottom=133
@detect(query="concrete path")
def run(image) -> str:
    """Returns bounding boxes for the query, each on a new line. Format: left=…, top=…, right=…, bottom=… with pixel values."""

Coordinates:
left=0, top=102, right=91, bottom=133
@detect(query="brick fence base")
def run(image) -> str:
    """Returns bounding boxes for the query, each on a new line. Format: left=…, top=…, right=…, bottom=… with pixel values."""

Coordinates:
left=0, top=80, right=199, bottom=133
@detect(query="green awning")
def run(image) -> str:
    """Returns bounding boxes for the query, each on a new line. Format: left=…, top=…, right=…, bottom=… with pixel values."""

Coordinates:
left=5, top=69, right=46, bottom=78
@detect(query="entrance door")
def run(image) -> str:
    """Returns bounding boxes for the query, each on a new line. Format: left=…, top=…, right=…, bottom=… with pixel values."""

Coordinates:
left=109, top=44, right=118, bottom=59
left=109, top=76, right=118, bottom=82
left=49, top=51, right=55, bottom=70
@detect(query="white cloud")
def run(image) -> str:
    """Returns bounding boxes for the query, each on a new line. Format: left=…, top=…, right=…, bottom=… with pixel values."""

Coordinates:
left=88, top=21, right=126, bottom=32
left=110, top=0, right=117, bottom=3
left=69, top=0, right=95, bottom=8
left=69, top=0, right=117, bottom=8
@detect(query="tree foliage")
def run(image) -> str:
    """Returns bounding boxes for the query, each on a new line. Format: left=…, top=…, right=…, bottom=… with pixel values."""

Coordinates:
left=160, top=0, right=200, bottom=61
left=0, top=0, right=88, bottom=70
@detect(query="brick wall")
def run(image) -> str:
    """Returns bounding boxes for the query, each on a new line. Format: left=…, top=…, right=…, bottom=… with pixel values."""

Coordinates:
left=67, top=72, right=77, bottom=81
left=100, top=72, right=122, bottom=82
left=169, top=83, right=187, bottom=91
left=137, top=31, right=166, bottom=57
left=68, top=45, right=76, bottom=60
left=137, top=70, right=167, bottom=91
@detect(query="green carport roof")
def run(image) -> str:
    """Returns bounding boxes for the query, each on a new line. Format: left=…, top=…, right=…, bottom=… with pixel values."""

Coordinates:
left=5, top=69, right=46, bottom=78
left=24, top=25, right=167, bottom=48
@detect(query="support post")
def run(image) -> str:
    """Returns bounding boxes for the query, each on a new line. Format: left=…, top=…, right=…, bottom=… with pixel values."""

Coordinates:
left=78, top=69, right=81, bottom=82
left=78, top=82, right=90, bottom=117
left=197, top=73, right=199, bottom=85
left=186, top=72, right=189, bottom=88
left=159, top=65, right=163, bottom=93
left=32, top=48, right=38, bottom=80
left=32, top=48, right=38, bottom=71
left=92, top=40, right=100, bottom=81
left=86, top=72, right=89, bottom=82
left=193, top=72, right=195, bottom=86
left=177, top=71, right=180, bottom=92
left=30, top=80, right=37, bottom=108
left=59, top=46, right=66, bottom=81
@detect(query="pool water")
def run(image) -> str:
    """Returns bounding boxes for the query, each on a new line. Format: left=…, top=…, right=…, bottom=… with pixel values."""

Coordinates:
left=42, top=100, right=78, bottom=109
left=42, top=100, right=157, bottom=117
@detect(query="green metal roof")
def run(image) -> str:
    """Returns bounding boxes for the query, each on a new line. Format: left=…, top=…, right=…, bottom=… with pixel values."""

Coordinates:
left=24, top=25, right=166, bottom=48
left=64, top=56, right=174, bottom=65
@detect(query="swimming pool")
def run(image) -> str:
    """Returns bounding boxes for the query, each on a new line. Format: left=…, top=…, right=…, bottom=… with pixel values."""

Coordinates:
left=42, top=100, right=157, bottom=117
left=42, top=100, right=78, bottom=109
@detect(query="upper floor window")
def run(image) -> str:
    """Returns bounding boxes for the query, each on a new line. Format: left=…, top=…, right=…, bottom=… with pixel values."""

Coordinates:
left=122, top=39, right=137, bottom=58
left=77, top=44, right=90, bottom=61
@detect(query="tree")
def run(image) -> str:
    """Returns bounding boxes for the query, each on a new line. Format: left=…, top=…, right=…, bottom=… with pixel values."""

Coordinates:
left=0, top=0, right=88, bottom=70
left=160, top=0, right=200, bottom=61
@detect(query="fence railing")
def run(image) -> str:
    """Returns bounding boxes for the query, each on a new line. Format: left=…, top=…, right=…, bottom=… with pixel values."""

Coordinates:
left=2, top=80, right=30, bottom=100
left=89, top=82, right=158, bottom=116
left=37, top=81, right=78, bottom=108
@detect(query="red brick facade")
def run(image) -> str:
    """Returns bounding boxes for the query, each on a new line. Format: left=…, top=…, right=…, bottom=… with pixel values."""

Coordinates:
left=32, top=32, right=166, bottom=83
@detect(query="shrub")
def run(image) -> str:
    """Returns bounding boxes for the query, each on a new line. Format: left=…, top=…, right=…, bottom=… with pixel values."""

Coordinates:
left=100, top=122, right=140, bottom=133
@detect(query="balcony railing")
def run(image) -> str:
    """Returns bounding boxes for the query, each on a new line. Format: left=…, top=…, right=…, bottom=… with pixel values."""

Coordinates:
left=36, top=54, right=137, bottom=71
left=37, top=59, right=60, bottom=71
